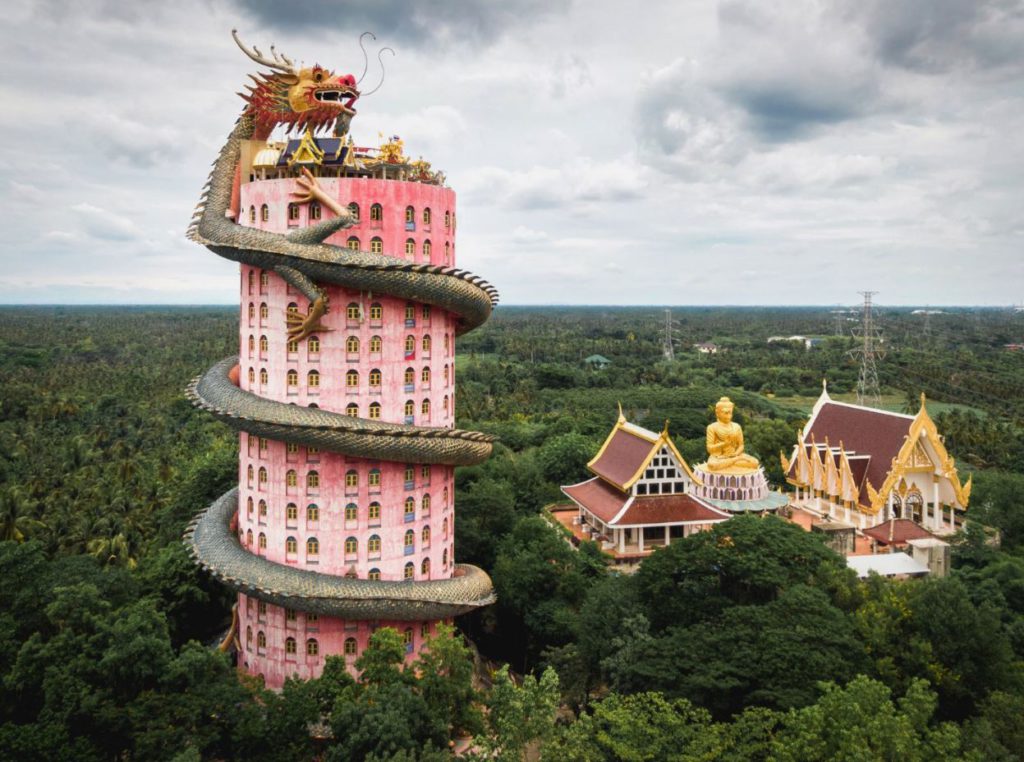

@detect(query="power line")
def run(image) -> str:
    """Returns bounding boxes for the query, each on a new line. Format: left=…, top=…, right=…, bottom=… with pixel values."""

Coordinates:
left=849, top=291, right=885, bottom=407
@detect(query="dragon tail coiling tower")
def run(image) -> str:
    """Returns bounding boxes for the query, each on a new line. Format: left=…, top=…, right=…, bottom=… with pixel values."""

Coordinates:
left=183, top=30, right=496, bottom=689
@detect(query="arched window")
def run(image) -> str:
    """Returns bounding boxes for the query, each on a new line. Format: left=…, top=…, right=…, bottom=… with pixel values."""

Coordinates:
left=286, top=503, right=298, bottom=523
left=247, top=496, right=254, bottom=515
left=421, top=367, right=430, bottom=384
left=306, top=537, right=319, bottom=557
left=287, top=369, right=298, bottom=387
left=346, top=369, right=359, bottom=388
left=307, top=504, right=319, bottom=523
left=369, top=336, right=382, bottom=353
left=248, top=335, right=255, bottom=356
left=404, top=562, right=415, bottom=580
left=444, top=241, right=450, bottom=263
left=368, top=534, right=381, bottom=555
left=344, top=637, right=358, bottom=655
left=422, top=494, right=431, bottom=514
left=286, top=469, right=297, bottom=487
left=444, top=364, right=450, bottom=385
left=403, top=627, right=414, bottom=654
left=404, top=497, right=415, bottom=518
left=370, top=203, right=383, bottom=221
left=369, top=401, right=381, bottom=419
left=369, top=502, right=381, bottom=522
left=370, top=236, right=383, bottom=254
left=423, top=207, right=432, bottom=225
left=443, top=517, right=449, bottom=538
left=285, top=636, right=297, bottom=655
left=345, top=470, right=359, bottom=489
left=257, top=335, right=268, bottom=354
left=287, top=339, right=298, bottom=353
left=421, top=557, right=431, bottom=576
left=444, top=210, right=451, bottom=228
left=404, top=336, right=415, bottom=356
left=405, top=465, right=416, bottom=483
left=258, top=499, right=267, bottom=519
left=345, top=536, right=358, bottom=555
left=368, top=568, right=381, bottom=580
left=347, top=236, right=360, bottom=251
left=404, top=400, right=415, bottom=420
left=403, top=368, right=415, bottom=386
left=247, top=465, right=254, bottom=485
left=247, top=366, right=255, bottom=386
left=442, top=547, right=448, bottom=566
left=346, top=302, right=361, bottom=320
left=308, top=336, right=320, bottom=354
left=306, top=638, right=319, bottom=656
left=286, top=536, right=298, bottom=554
left=369, top=369, right=382, bottom=387
left=246, top=529, right=253, bottom=547
left=422, top=239, right=432, bottom=261
left=246, top=625, right=253, bottom=649
left=368, top=469, right=381, bottom=488
left=405, top=205, right=415, bottom=223
left=345, top=503, right=358, bottom=521
left=346, top=336, right=359, bottom=353
left=258, top=466, right=267, bottom=485
left=248, top=302, right=255, bottom=322
left=307, top=471, right=320, bottom=489
left=259, top=303, right=268, bottom=320
left=421, top=464, right=431, bottom=481
left=259, top=368, right=268, bottom=385
left=288, top=202, right=300, bottom=222
left=422, top=525, right=431, bottom=546
left=307, top=199, right=321, bottom=220
left=258, top=532, right=267, bottom=549
left=369, top=302, right=383, bottom=321
left=260, top=204, right=269, bottom=222
left=444, top=333, right=451, bottom=354
left=257, top=630, right=266, bottom=650
left=443, top=486, right=449, bottom=506
left=405, top=303, right=416, bottom=322
left=346, top=403, right=359, bottom=417
left=421, top=399, right=431, bottom=417
left=422, top=335, right=432, bottom=354
left=347, top=201, right=360, bottom=221
left=405, top=238, right=415, bottom=257
left=249, top=206, right=256, bottom=224
left=443, top=395, right=450, bottom=413
left=307, top=369, right=320, bottom=388
left=287, top=301, right=299, bottom=315
left=404, top=529, right=415, bottom=551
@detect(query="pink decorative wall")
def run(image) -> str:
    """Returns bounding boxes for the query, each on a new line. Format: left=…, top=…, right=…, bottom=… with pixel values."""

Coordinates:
left=233, top=174, right=460, bottom=688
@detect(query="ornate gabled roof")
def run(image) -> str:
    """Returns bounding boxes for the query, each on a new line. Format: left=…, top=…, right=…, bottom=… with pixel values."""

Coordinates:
left=562, top=477, right=630, bottom=524
left=862, top=518, right=937, bottom=546
left=561, top=477, right=728, bottom=527
left=587, top=409, right=700, bottom=490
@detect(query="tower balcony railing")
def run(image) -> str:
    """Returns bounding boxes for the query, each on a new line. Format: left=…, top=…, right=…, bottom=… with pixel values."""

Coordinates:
left=404, top=545, right=414, bottom=556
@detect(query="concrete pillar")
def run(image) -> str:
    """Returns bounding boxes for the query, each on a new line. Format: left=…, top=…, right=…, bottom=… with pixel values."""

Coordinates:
left=638, top=528, right=645, bottom=554
left=932, top=479, right=941, bottom=531
left=618, top=529, right=625, bottom=554
left=664, top=526, right=670, bottom=545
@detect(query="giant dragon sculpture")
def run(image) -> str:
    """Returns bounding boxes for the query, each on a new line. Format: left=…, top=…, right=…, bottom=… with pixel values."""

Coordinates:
left=183, top=32, right=497, bottom=621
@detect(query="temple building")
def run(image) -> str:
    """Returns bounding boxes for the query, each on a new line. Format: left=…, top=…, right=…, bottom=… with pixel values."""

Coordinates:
left=783, top=384, right=971, bottom=534
left=559, top=411, right=730, bottom=566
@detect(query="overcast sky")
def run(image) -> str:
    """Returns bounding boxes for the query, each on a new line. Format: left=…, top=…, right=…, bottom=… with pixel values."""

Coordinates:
left=1, top=0, right=1022, bottom=306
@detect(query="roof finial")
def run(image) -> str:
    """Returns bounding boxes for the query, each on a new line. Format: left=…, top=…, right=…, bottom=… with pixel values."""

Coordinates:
left=821, top=377, right=830, bottom=398
left=919, top=391, right=927, bottom=412
left=662, top=419, right=670, bottom=436
left=617, top=401, right=625, bottom=424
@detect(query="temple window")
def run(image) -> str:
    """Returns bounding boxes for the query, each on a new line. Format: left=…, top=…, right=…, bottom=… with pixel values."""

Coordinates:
left=371, top=236, right=383, bottom=254
left=369, top=402, right=381, bottom=419
left=369, top=369, right=382, bottom=388
left=258, top=335, right=268, bottom=353
left=422, top=494, right=431, bottom=515
left=345, top=503, right=357, bottom=522
left=421, top=398, right=431, bottom=418
left=310, top=201, right=321, bottom=220
left=249, top=206, right=256, bottom=224
left=346, top=335, right=360, bottom=353
left=422, top=525, right=431, bottom=546
left=287, top=339, right=298, bottom=353
left=286, top=503, right=298, bottom=525
left=307, top=470, right=320, bottom=490
left=286, top=536, right=298, bottom=554
left=285, top=609, right=296, bottom=623
left=405, top=205, right=415, bottom=226
left=257, top=631, right=266, bottom=651
left=403, top=627, right=414, bottom=652
left=248, top=302, right=255, bottom=322
left=346, top=369, right=359, bottom=389
left=307, top=504, right=319, bottom=523
left=405, top=303, right=416, bottom=324
left=248, top=335, right=255, bottom=356
left=287, top=203, right=300, bottom=223
left=346, top=302, right=361, bottom=321
left=368, top=568, right=381, bottom=580
left=306, top=537, right=319, bottom=558
left=369, top=303, right=383, bottom=321
left=306, top=638, right=319, bottom=657
left=443, top=517, right=449, bottom=539
left=287, top=369, right=299, bottom=388
left=369, top=469, right=381, bottom=489
left=246, top=464, right=254, bottom=486
left=421, top=464, right=431, bottom=481
left=307, top=369, right=320, bottom=388
left=369, top=336, right=382, bottom=353
left=308, top=336, right=320, bottom=354
left=246, top=496, right=254, bottom=515
left=443, top=395, right=450, bottom=414
left=404, top=529, right=415, bottom=553
left=344, top=637, right=358, bottom=655
left=258, top=499, right=267, bottom=520
left=370, top=203, right=383, bottom=222
left=405, top=465, right=415, bottom=485
left=405, top=238, right=415, bottom=257
left=258, top=467, right=267, bottom=485
left=404, top=400, right=415, bottom=423
left=404, top=367, right=415, bottom=387
left=345, top=536, right=358, bottom=555
left=246, top=625, right=253, bottom=649
left=404, top=497, right=415, bottom=521
left=405, top=336, right=415, bottom=357
left=246, top=529, right=253, bottom=547
left=444, top=210, right=451, bottom=229
left=260, top=204, right=269, bottom=222
left=347, top=202, right=359, bottom=221
left=286, top=469, right=297, bottom=487
left=421, top=367, right=430, bottom=385
left=345, top=470, right=358, bottom=490
left=442, top=547, right=448, bottom=566
left=444, top=242, right=450, bottom=263
left=423, top=239, right=431, bottom=259
left=423, top=207, right=432, bottom=225
left=259, top=303, right=269, bottom=320
left=369, top=502, right=381, bottom=523
left=347, top=236, right=360, bottom=251
left=258, top=532, right=267, bottom=550
left=307, top=613, right=318, bottom=627
left=422, top=304, right=431, bottom=321
left=422, top=335, right=432, bottom=355
left=368, top=534, right=382, bottom=556
left=259, top=368, right=268, bottom=385
left=285, top=637, right=297, bottom=656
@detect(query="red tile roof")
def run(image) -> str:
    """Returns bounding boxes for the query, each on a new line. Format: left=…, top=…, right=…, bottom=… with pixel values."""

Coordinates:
left=617, top=494, right=728, bottom=526
left=863, top=518, right=936, bottom=546
left=562, top=478, right=629, bottom=524
left=805, top=402, right=913, bottom=505
left=589, top=427, right=656, bottom=488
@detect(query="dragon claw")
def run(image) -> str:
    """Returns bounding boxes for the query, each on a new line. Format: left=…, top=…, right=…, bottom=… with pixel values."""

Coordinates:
left=283, top=295, right=329, bottom=343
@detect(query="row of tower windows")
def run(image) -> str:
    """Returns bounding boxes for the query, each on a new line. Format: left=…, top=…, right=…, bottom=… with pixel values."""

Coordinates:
left=246, top=626, right=424, bottom=657
left=246, top=465, right=450, bottom=496
left=250, top=204, right=452, bottom=229
left=243, top=445, right=443, bottom=490
left=244, top=529, right=450, bottom=569
left=244, top=496, right=449, bottom=523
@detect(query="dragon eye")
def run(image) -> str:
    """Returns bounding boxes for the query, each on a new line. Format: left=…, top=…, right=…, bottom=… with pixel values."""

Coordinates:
left=313, top=70, right=323, bottom=83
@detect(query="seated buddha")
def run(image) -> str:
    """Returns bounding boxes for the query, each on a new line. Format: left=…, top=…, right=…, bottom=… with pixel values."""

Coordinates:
left=704, top=397, right=760, bottom=474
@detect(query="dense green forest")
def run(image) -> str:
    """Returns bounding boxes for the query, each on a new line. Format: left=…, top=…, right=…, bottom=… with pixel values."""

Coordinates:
left=0, top=305, right=1022, bottom=760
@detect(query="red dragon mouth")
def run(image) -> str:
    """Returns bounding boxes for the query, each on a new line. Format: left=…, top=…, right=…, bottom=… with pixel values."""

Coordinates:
left=312, top=87, right=359, bottom=114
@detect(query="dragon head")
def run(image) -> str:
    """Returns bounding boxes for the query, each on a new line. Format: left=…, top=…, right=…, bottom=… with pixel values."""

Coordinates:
left=233, top=29, right=359, bottom=136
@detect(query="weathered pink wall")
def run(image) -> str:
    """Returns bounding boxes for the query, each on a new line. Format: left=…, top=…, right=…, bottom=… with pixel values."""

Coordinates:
left=232, top=174, right=463, bottom=689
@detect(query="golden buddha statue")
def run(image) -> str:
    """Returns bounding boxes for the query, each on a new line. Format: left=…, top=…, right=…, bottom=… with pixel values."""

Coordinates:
left=704, top=397, right=760, bottom=474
